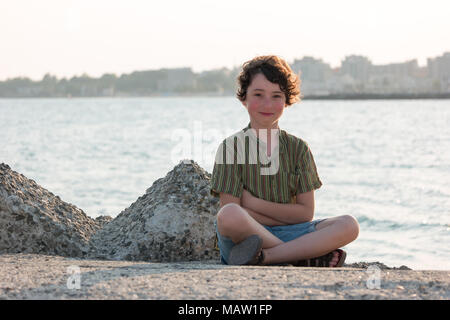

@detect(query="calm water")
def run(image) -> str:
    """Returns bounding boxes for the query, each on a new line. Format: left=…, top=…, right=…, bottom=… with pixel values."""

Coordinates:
left=1, top=97, right=449, bottom=270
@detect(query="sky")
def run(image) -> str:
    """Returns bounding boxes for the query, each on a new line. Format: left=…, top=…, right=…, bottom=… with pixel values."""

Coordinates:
left=1, top=0, right=449, bottom=81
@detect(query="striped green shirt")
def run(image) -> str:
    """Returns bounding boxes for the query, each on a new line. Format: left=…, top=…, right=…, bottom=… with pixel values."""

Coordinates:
left=210, top=122, right=322, bottom=204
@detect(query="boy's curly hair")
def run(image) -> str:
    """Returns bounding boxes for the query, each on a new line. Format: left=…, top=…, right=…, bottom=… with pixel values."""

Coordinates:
left=236, top=55, right=301, bottom=106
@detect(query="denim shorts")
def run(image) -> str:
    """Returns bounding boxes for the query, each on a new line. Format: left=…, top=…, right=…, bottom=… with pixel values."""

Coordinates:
left=215, top=218, right=326, bottom=265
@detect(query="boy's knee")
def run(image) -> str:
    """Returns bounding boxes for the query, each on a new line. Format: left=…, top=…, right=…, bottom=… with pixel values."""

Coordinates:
left=217, top=204, right=248, bottom=234
left=341, top=214, right=359, bottom=241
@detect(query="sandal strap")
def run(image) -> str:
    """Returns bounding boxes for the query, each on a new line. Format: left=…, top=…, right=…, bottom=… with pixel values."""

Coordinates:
left=247, top=247, right=265, bottom=265
left=256, top=250, right=265, bottom=265
left=294, top=251, right=336, bottom=267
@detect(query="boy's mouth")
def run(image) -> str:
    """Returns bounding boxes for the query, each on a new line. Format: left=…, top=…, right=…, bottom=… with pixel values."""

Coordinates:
left=259, top=112, right=273, bottom=116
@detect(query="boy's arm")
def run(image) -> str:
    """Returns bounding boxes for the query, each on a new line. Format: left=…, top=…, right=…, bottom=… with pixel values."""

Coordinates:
left=242, top=206, right=287, bottom=226
left=218, top=192, right=241, bottom=208
left=241, top=189, right=315, bottom=224
left=218, top=192, right=286, bottom=226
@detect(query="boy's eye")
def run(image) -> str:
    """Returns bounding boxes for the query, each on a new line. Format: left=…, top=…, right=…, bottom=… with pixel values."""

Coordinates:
left=253, top=93, right=282, bottom=99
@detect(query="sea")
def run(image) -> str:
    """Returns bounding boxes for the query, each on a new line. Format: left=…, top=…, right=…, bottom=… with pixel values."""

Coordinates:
left=1, top=97, right=449, bottom=270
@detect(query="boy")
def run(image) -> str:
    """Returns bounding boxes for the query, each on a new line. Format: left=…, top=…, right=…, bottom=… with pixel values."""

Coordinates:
left=210, top=55, right=359, bottom=266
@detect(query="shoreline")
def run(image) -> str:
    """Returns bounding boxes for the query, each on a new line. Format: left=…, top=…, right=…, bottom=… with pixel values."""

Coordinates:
left=1, top=253, right=448, bottom=300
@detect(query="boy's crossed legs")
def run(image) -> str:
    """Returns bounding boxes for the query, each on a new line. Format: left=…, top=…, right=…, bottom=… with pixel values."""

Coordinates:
left=216, top=203, right=359, bottom=266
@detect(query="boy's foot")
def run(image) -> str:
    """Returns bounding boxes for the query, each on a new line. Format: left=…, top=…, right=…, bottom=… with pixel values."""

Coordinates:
left=228, top=235, right=265, bottom=265
left=293, top=249, right=346, bottom=267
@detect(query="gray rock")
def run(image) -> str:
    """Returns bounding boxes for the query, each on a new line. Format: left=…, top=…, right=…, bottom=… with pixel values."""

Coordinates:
left=94, top=215, right=113, bottom=229
left=0, top=163, right=104, bottom=257
left=0, top=160, right=220, bottom=262
left=88, top=159, right=220, bottom=262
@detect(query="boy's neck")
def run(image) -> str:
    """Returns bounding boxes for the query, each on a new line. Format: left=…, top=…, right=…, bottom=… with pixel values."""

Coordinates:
left=249, top=119, right=280, bottom=132
left=249, top=119, right=280, bottom=145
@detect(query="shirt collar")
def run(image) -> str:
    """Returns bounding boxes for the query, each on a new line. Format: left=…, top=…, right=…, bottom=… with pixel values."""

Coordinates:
left=243, top=122, right=287, bottom=154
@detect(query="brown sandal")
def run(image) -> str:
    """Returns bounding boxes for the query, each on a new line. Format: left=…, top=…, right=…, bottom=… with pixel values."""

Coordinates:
left=293, top=249, right=346, bottom=267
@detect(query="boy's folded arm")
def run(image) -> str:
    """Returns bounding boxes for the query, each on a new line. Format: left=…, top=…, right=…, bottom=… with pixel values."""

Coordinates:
left=241, top=206, right=287, bottom=226
left=218, top=192, right=241, bottom=208
left=246, top=190, right=315, bottom=224
left=218, top=192, right=286, bottom=226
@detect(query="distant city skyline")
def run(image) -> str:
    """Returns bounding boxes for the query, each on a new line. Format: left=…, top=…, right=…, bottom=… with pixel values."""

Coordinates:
left=1, top=52, right=447, bottom=82
left=2, top=51, right=449, bottom=98
left=1, top=0, right=449, bottom=81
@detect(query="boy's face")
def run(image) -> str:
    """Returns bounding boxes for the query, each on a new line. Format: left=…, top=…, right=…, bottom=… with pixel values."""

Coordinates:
left=242, top=73, right=286, bottom=129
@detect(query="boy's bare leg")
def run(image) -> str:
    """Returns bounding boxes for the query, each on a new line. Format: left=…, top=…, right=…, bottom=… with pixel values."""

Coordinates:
left=262, top=215, right=359, bottom=265
left=216, top=203, right=284, bottom=249
left=217, top=204, right=359, bottom=265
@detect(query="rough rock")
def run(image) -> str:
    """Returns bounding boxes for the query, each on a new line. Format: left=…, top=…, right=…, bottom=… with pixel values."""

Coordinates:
left=88, top=160, right=220, bottom=262
left=0, top=163, right=103, bottom=257
left=94, top=215, right=113, bottom=229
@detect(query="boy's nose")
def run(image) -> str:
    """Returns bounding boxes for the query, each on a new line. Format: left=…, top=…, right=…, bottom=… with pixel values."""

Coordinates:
left=261, top=96, right=272, bottom=106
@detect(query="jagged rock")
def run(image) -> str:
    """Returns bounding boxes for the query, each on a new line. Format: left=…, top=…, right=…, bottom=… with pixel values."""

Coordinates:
left=94, top=215, right=113, bottom=229
left=0, top=160, right=220, bottom=262
left=88, top=160, right=220, bottom=262
left=0, top=163, right=105, bottom=257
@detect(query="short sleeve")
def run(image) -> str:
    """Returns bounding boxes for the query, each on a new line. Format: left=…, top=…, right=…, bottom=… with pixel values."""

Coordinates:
left=210, top=140, right=244, bottom=198
left=295, top=142, right=322, bottom=194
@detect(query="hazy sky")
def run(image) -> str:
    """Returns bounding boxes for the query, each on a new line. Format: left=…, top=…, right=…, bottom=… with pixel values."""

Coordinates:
left=1, top=0, right=449, bottom=80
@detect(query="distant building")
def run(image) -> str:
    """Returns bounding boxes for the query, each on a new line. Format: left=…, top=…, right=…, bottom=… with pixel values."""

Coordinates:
left=427, top=52, right=450, bottom=92
left=289, top=53, right=450, bottom=95
left=291, top=56, right=333, bottom=82
left=368, top=60, right=420, bottom=94
left=340, top=55, right=372, bottom=83
left=291, top=56, right=333, bottom=95
left=372, top=59, right=419, bottom=78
